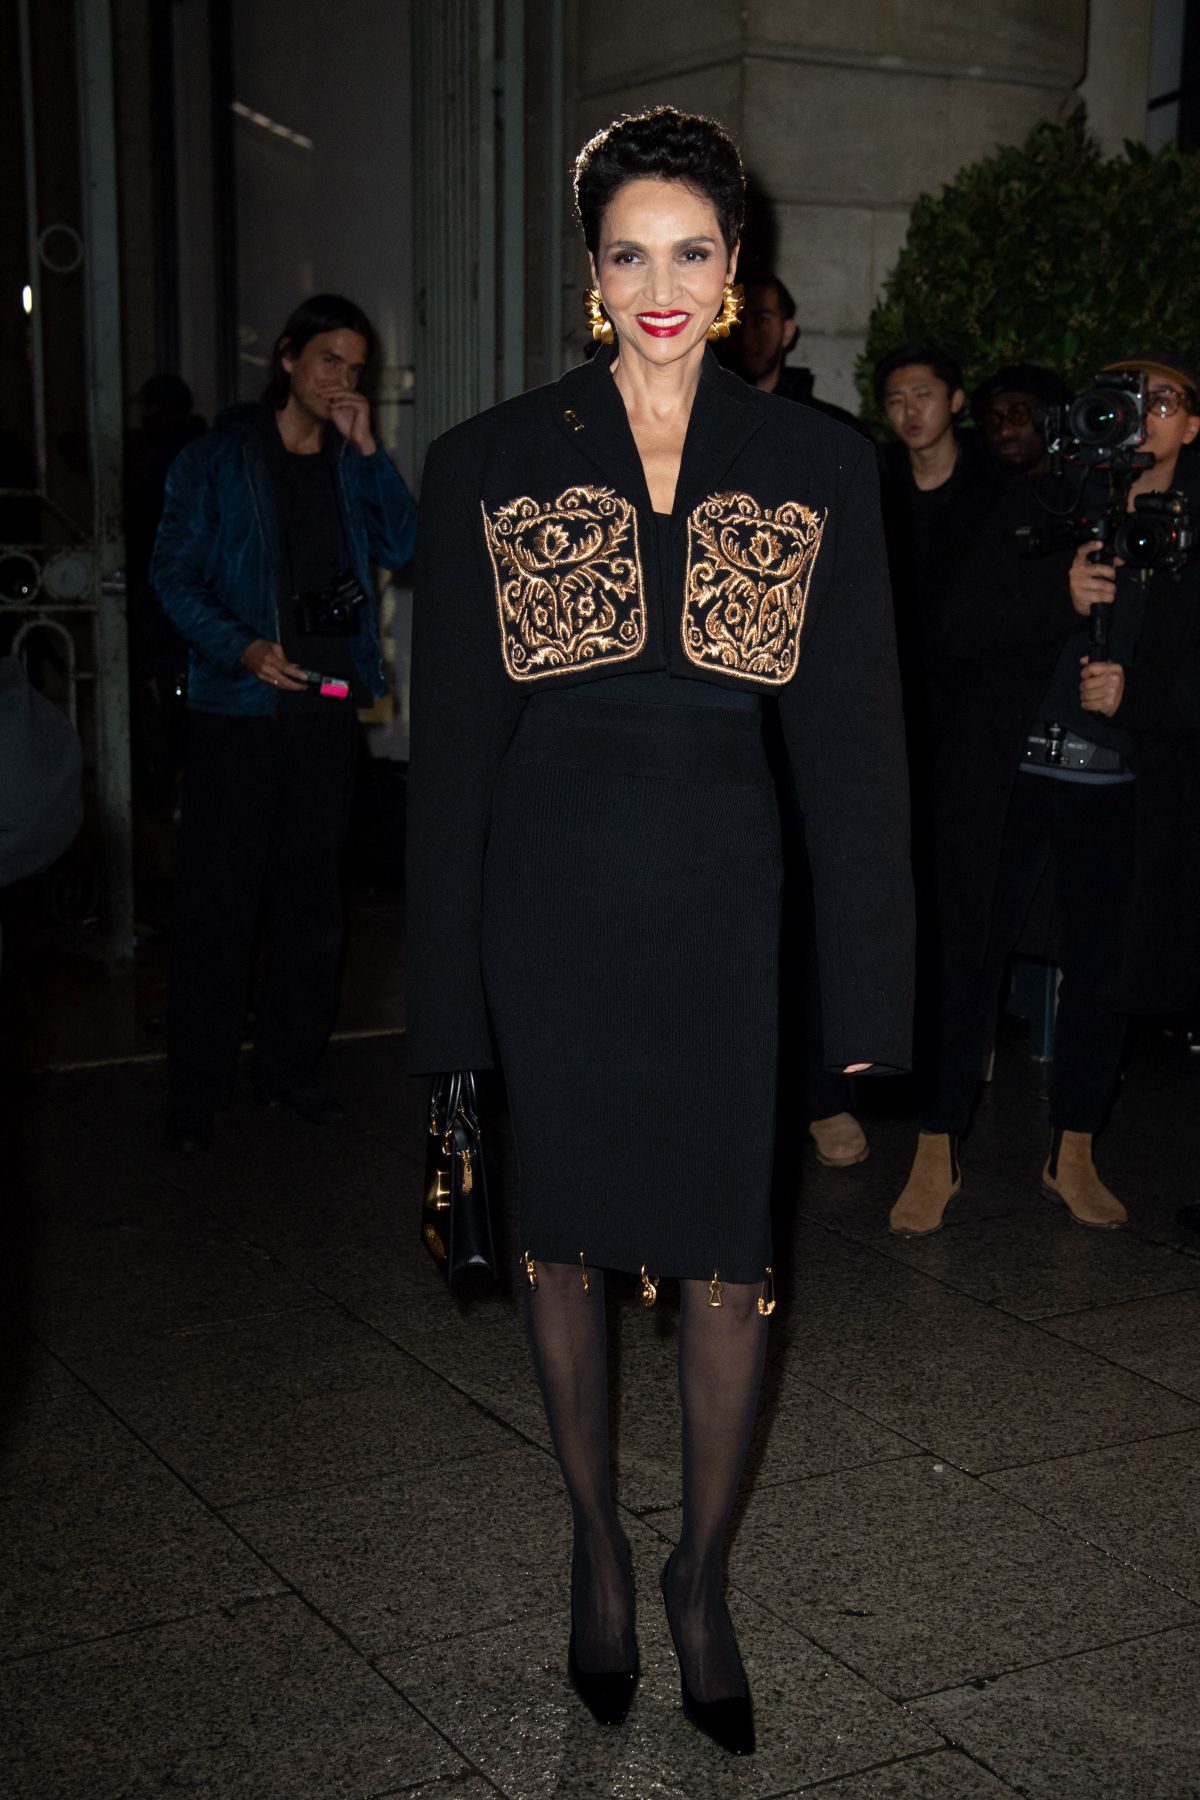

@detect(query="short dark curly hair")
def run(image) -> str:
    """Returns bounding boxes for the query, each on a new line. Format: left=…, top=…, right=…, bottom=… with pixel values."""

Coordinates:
left=573, top=107, right=745, bottom=260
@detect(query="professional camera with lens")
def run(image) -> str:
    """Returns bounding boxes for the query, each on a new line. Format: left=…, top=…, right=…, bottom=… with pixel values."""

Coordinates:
left=1018, top=368, right=1194, bottom=581
left=292, top=567, right=369, bottom=636
left=1037, top=370, right=1148, bottom=466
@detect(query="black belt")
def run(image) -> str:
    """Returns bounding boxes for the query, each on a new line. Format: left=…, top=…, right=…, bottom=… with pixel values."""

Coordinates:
left=1023, top=724, right=1130, bottom=775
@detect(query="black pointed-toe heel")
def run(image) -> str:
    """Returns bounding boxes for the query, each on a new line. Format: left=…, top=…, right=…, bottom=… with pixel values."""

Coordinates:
left=660, top=1556, right=756, bottom=1756
left=567, top=1630, right=639, bottom=1726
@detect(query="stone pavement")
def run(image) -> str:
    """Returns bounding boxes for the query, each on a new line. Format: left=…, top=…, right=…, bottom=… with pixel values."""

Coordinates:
left=3, top=1029, right=1199, bottom=1799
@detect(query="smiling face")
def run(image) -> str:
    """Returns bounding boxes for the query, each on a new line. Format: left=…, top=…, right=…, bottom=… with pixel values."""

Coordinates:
left=280, top=328, right=368, bottom=425
left=590, top=177, right=736, bottom=369
left=882, top=362, right=964, bottom=453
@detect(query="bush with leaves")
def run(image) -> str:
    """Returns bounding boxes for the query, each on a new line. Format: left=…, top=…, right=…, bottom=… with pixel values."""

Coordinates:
left=858, top=109, right=1200, bottom=425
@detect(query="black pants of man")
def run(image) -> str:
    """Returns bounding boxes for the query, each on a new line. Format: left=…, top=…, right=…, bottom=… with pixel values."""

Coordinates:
left=168, top=708, right=357, bottom=1127
left=921, top=773, right=1135, bottom=1138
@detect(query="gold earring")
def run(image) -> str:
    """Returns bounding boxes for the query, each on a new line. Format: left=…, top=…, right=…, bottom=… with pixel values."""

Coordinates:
left=706, top=282, right=744, bottom=341
left=583, top=288, right=614, bottom=345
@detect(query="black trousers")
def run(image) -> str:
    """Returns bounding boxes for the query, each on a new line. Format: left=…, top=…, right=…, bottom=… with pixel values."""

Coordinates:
left=922, top=774, right=1134, bottom=1138
left=169, top=708, right=357, bottom=1120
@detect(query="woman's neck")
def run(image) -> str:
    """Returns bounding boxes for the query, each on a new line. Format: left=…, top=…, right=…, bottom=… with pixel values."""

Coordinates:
left=610, top=342, right=704, bottom=423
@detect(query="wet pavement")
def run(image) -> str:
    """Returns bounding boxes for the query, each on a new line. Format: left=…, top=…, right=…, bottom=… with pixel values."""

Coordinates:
left=3, top=1023, right=1199, bottom=1798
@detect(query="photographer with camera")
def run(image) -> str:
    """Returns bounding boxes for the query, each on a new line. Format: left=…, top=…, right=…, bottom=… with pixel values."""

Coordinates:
left=890, top=354, right=1200, bottom=1236
left=153, top=294, right=416, bottom=1151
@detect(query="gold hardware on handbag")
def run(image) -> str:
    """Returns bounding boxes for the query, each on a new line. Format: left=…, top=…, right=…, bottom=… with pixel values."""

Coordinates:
left=421, top=1072, right=496, bottom=1298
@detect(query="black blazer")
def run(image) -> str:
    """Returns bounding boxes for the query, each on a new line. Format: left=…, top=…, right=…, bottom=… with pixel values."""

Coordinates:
left=405, top=347, right=914, bottom=1074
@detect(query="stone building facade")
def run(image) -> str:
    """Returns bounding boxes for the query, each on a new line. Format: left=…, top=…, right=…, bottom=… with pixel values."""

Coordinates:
left=567, top=0, right=1154, bottom=408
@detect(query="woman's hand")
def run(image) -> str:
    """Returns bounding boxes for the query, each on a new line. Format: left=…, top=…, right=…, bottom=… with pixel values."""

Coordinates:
left=1079, top=657, right=1125, bottom=718
left=844, top=1063, right=872, bottom=1074
left=1069, top=542, right=1117, bottom=618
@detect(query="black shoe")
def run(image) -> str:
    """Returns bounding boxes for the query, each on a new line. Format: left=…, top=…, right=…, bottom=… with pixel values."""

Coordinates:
left=256, top=1084, right=346, bottom=1125
left=660, top=1556, right=755, bottom=1756
left=567, top=1629, right=639, bottom=1726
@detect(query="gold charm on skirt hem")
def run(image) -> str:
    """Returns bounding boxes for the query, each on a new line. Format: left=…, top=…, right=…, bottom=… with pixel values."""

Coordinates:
left=757, top=1266, right=776, bottom=1317
left=521, top=1250, right=538, bottom=1289
left=707, top=1270, right=724, bottom=1308
left=639, top=1265, right=659, bottom=1307
left=579, top=1252, right=591, bottom=1294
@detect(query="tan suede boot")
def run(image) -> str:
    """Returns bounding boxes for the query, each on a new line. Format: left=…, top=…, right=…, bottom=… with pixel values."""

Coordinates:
left=889, top=1133, right=961, bottom=1236
left=809, top=1111, right=869, bottom=1167
left=1042, top=1130, right=1127, bottom=1229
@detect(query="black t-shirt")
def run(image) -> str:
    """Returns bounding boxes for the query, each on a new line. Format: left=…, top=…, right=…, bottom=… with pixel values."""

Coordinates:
left=257, top=409, right=368, bottom=711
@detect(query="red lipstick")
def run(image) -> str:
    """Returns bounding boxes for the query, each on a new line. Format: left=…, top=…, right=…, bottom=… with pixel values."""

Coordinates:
left=636, top=311, right=691, bottom=338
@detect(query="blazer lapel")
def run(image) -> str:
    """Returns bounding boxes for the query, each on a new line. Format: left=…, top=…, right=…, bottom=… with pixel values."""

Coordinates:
left=547, top=346, right=767, bottom=528
left=672, top=352, right=767, bottom=522
left=549, top=349, right=655, bottom=516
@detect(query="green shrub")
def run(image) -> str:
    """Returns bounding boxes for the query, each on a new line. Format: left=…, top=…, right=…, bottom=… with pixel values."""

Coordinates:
left=858, top=108, right=1200, bottom=425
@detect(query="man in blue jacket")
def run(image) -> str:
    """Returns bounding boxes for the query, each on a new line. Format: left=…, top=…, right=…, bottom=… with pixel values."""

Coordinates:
left=153, top=293, right=416, bottom=1150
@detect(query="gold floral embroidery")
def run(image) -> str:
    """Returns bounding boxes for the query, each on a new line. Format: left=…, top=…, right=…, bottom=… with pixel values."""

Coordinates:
left=682, top=492, right=826, bottom=684
left=482, top=486, right=645, bottom=681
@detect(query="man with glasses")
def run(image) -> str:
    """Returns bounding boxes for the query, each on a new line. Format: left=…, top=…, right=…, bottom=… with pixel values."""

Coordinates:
left=891, top=355, right=1200, bottom=1237
left=970, top=364, right=1074, bottom=478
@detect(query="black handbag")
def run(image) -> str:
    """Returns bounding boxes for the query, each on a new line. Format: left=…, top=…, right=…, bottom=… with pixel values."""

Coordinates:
left=421, top=1071, right=497, bottom=1297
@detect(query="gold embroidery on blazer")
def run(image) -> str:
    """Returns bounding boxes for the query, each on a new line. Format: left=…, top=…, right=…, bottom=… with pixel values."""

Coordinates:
left=682, top=492, right=826, bottom=684
left=482, top=486, right=646, bottom=680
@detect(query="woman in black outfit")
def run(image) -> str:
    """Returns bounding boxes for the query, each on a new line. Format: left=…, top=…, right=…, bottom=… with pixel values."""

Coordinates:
left=406, top=108, right=913, bottom=1753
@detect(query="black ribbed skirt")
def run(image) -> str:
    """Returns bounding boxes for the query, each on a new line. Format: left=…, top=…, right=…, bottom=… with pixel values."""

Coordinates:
left=481, top=686, right=782, bottom=1283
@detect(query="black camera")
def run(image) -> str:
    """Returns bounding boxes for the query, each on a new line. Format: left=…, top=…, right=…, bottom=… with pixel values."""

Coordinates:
left=1018, top=367, right=1193, bottom=582
left=292, top=567, right=368, bottom=636
left=1037, top=370, right=1148, bottom=465
left=1019, top=489, right=1195, bottom=575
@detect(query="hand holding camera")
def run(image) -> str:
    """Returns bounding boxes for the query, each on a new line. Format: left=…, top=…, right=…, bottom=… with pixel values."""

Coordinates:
left=1069, top=541, right=1117, bottom=617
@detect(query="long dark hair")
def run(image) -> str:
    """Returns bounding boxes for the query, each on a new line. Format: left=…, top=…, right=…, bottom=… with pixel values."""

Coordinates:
left=263, top=293, right=377, bottom=408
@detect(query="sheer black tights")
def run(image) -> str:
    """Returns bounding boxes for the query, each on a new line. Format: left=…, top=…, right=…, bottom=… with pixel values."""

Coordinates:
left=522, top=1261, right=634, bottom=1674
left=524, top=1264, right=767, bottom=1696
left=664, top=1277, right=767, bottom=1701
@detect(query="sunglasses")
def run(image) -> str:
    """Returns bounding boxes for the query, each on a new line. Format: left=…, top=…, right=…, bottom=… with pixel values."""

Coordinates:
left=981, top=401, right=1035, bottom=432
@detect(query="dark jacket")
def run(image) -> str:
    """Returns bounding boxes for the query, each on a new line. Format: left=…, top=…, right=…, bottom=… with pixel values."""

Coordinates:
left=0, top=658, right=82, bottom=887
left=151, top=403, right=417, bottom=715
left=935, top=469, right=1200, bottom=1010
left=405, top=346, right=914, bottom=1075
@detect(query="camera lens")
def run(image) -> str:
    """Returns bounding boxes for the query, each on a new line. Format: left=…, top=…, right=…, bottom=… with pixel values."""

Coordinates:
left=1115, top=519, right=1168, bottom=566
left=1070, top=389, right=1140, bottom=449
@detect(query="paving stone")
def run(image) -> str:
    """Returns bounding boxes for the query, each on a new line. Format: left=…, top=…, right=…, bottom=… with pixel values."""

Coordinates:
left=382, top=1590, right=938, bottom=1798
left=0, top=1349, right=283, bottom=1658
left=794, top=1749, right=1021, bottom=1796
left=984, top=1430, right=1200, bottom=1605
left=778, top=1228, right=1200, bottom=1472
left=713, top=1457, right=1196, bottom=1699
left=0, top=1595, right=460, bottom=1800
left=70, top=1307, right=521, bottom=1507
left=226, top=1446, right=581, bottom=1659
left=1038, top=1287, right=1200, bottom=1400
left=917, top=1626, right=1200, bottom=1800
left=876, top=1211, right=1200, bottom=1322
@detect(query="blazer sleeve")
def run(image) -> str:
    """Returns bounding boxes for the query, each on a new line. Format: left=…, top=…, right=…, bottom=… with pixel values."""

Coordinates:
left=778, top=440, right=914, bottom=1072
left=151, top=440, right=258, bottom=672
left=404, top=435, right=524, bottom=1074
